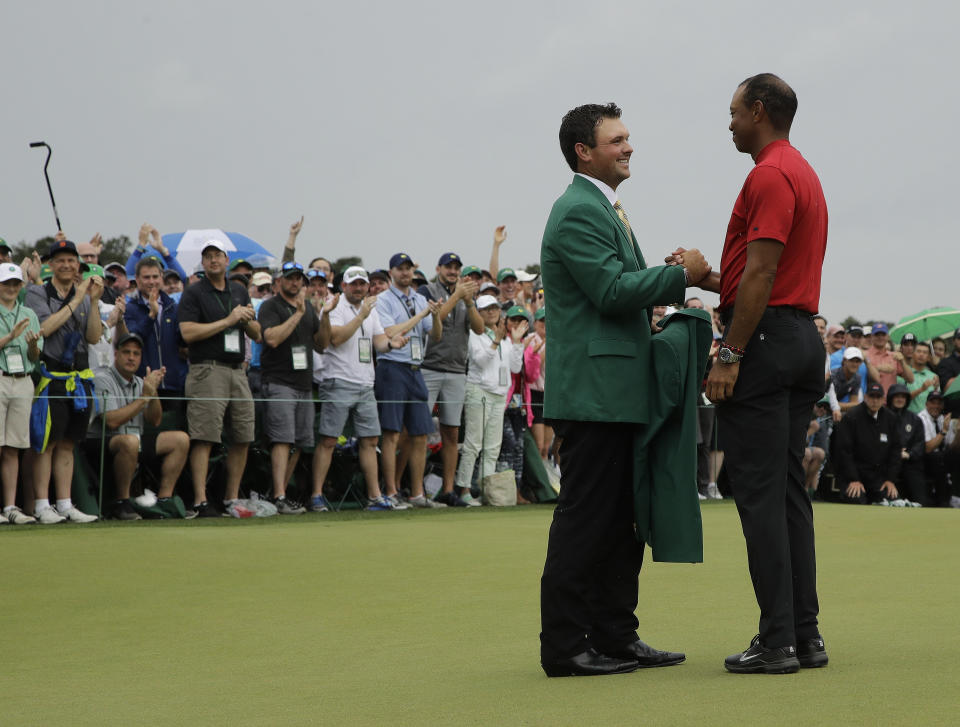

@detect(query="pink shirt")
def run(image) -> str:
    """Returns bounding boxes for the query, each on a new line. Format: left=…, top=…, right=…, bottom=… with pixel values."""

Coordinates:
left=864, top=347, right=905, bottom=394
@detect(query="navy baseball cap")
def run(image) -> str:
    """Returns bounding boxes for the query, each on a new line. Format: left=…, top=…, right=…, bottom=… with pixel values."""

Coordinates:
left=872, top=323, right=889, bottom=335
left=865, top=382, right=885, bottom=397
left=43, top=239, right=79, bottom=261
left=438, top=252, right=462, bottom=267
left=900, top=332, right=918, bottom=345
left=389, top=253, right=414, bottom=269
left=368, top=268, right=390, bottom=282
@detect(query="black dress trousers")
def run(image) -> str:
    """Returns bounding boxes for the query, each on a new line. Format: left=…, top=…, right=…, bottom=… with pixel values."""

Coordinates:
left=718, top=308, right=824, bottom=649
left=540, top=420, right=643, bottom=662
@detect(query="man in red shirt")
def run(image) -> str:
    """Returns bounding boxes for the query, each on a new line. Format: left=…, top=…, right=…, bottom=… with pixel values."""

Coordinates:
left=677, top=73, right=828, bottom=674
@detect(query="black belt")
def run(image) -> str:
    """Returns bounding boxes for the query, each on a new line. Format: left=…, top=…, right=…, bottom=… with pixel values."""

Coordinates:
left=719, top=305, right=812, bottom=326
left=0, top=370, right=30, bottom=378
left=195, top=359, right=244, bottom=369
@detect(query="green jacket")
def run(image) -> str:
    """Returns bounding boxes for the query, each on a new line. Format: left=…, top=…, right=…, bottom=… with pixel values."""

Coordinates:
left=540, top=175, right=686, bottom=423
left=633, top=309, right=713, bottom=562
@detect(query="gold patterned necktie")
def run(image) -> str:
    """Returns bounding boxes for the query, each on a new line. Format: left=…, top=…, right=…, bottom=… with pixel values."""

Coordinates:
left=614, top=200, right=642, bottom=268
left=614, top=200, right=632, bottom=240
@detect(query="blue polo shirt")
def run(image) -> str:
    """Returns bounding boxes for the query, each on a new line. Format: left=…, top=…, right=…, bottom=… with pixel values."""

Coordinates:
left=375, top=286, right=433, bottom=365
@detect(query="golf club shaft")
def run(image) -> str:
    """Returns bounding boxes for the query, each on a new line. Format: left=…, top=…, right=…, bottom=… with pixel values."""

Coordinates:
left=29, top=141, right=62, bottom=231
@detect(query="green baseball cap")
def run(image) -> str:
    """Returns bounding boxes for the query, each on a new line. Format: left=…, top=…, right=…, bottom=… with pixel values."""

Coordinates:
left=229, top=258, right=253, bottom=271
left=0, top=237, right=10, bottom=252
left=506, top=304, right=529, bottom=320
left=39, top=263, right=53, bottom=281
left=497, top=267, right=517, bottom=283
left=534, top=307, right=546, bottom=321
left=83, top=263, right=105, bottom=280
left=461, top=265, right=482, bottom=278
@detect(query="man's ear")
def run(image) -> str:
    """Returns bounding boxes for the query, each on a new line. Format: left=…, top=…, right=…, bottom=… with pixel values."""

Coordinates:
left=574, top=142, right=592, bottom=165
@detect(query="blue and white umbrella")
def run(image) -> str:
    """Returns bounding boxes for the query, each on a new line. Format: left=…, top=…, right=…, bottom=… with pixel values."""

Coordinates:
left=144, top=229, right=277, bottom=274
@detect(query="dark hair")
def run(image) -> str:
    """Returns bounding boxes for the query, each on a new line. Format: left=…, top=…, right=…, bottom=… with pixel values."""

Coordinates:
left=916, top=341, right=932, bottom=352
left=308, top=256, right=331, bottom=269
left=559, top=102, right=622, bottom=172
left=738, top=74, right=797, bottom=132
left=135, top=257, right=163, bottom=276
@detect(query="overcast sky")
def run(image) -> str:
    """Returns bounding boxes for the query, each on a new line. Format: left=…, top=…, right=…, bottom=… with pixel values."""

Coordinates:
left=4, top=1, right=956, bottom=324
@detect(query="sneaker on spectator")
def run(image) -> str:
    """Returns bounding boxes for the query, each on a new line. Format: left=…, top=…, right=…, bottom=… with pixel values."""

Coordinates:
left=309, top=494, right=330, bottom=512
left=366, top=496, right=394, bottom=511
left=273, top=496, right=306, bottom=515
left=386, top=494, right=411, bottom=510
left=698, top=490, right=708, bottom=501
left=460, top=493, right=482, bottom=507
left=434, top=491, right=467, bottom=507
left=950, top=495, right=960, bottom=509
left=189, top=501, right=220, bottom=518
left=113, top=499, right=142, bottom=521
left=706, top=483, right=723, bottom=500
left=224, top=500, right=254, bottom=518
left=0, top=511, right=7, bottom=525
left=4, top=507, right=36, bottom=525
left=408, top=494, right=447, bottom=509
left=58, top=506, right=98, bottom=523
left=36, top=506, right=66, bottom=525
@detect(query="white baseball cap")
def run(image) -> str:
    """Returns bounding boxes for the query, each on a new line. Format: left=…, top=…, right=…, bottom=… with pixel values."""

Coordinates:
left=342, top=266, right=369, bottom=284
left=0, top=263, right=23, bottom=283
left=476, top=294, right=499, bottom=309
left=201, top=239, right=229, bottom=255
left=843, top=347, right=864, bottom=361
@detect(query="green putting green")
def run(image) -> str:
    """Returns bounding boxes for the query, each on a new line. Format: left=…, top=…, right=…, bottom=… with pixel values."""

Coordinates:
left=0, top=502, right=955, bottom=726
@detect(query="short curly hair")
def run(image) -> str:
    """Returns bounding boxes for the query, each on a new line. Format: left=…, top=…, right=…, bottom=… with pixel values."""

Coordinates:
left=559, top=102, right=622, bottom=172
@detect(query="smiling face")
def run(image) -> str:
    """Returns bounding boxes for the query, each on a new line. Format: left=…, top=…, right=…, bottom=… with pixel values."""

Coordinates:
left=576, top=116, right=632, bottom=190
left=50, top=250, right=80, bottom=286
left=437, top=262, right=461, bottom=286
left=480, top=305, right=501, bottom=327
left=343, top=279, right=369, bottom=306
left=729, top=85, right=758, bottom=154
left=0, top=279, right=22, bottom=306
left=136, top=264, right=163, bottom=298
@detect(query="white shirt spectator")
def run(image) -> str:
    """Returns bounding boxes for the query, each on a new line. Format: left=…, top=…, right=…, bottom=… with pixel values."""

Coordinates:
left=322, top=294, right=385, bottom=386
left=465, top=330, right=522, bottom=396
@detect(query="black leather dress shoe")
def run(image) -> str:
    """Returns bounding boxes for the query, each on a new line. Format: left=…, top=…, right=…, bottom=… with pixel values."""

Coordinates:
left=541, top=648, right=640, bottom=677
left=603, top=639, right=686, bottom=668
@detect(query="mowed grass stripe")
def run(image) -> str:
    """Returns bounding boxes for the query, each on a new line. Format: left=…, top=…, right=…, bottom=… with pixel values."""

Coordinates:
left=0, top=503, right=956, bottom=726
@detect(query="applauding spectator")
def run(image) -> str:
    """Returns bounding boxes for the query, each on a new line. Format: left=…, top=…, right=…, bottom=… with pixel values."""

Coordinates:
left=864, top=323, right=912, bottom=393
left=178, top=240, right=262, bottom=518
left=0, top=264, right=43, bottom=525
left=25, top=239, right=103, bottom=524
left=314, top=267, right=407, bottom=511
left=454, top=295, right=524, bottom=505
left=89, top=334, right=190, bottom=519
left=258, top=262, right=331, bottom=514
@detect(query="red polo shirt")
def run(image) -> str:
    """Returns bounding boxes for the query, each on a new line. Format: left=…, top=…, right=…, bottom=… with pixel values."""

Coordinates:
left=719, top=139, right=828, bottom=313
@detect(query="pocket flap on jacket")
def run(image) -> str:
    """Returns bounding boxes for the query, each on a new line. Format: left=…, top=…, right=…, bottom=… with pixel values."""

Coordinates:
left=587, top=338, right=637, bottom=358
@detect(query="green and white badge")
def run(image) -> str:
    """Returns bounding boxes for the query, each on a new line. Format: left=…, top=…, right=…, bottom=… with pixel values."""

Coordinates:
left=2, top=348, right=25, bottom=374
left=223, top=329, right=241, bottom=354
left=291, top=344, right=309, bottom=370
left=358, top=337, right=372, bottom=364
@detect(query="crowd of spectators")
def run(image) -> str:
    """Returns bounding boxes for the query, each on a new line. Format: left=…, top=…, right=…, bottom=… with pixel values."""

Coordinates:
left=1, top=223, right=958, bottom=525
left=0, top=222, right=556, bottom=524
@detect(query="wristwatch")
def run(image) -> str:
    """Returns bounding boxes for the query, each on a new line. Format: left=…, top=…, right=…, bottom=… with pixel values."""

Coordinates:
left=717, top=344, right=744, bottom=364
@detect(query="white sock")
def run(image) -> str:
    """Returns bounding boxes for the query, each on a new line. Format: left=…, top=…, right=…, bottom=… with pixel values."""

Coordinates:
left=3, top=505, right=15, bottom=514
left=56, top=498, right=73, bottom=513
left=35, top=498, right=51, bottom=512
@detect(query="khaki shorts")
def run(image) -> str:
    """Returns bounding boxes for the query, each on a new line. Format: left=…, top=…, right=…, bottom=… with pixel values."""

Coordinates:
left=184, top=362, right=255, bottom=444
left=0, top=375, right=33, bottom=449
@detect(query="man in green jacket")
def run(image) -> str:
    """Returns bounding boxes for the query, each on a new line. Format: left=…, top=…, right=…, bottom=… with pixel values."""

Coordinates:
left=538, top=102, right=710, bottom=677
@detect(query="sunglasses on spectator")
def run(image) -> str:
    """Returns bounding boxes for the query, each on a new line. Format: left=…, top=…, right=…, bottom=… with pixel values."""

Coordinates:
left=305, top=269, right=327, bottom=280
left=282, top=261, right=305, bottom=273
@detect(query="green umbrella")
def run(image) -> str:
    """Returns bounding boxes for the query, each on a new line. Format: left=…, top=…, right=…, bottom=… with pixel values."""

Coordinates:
left=944, top=375, right=960, bottom=400
left=888, top=307, right=960, bottom=342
